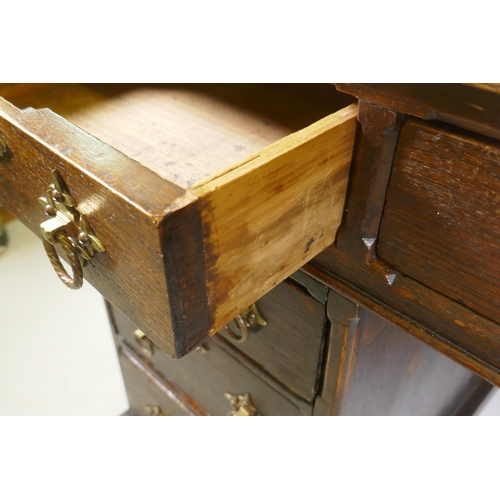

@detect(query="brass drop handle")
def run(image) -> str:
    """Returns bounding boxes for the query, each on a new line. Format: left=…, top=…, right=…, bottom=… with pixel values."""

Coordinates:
left=42, top=229, right=84, bottom=290
left=134, top=329, right=155, bottom=357
left=224, top=393, right=257, bottom=416
left=223, top=303, right=267, bottom=343
left=145, top=405, right=169, bottom=416
left=0, top=137, right=7, bottom=156
left=38, top=170, right=105, bottom=290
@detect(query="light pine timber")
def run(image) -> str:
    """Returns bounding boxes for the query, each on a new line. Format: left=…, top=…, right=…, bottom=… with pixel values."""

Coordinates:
left=191, top=105, right=357, bottom=330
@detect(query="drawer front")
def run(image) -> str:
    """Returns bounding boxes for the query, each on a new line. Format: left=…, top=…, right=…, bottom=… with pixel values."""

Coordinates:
left=377, top=119, right=500, bottom=323
left=130, top=337, right=307, bottom=416
left=111, top=306, right=308, bottom=415
left=0, top=84, right=356, bottom=358
left=111, top=276, right=326, bottom=402
left=118, top=342, right=209, bottom=416
left=218, top=278, right=326, bottom=401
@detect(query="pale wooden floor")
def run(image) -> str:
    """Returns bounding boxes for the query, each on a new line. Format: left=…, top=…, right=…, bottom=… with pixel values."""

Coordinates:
left=0, top=220, right=497, bottom=416
left=0, top=221, right=128, bottom=416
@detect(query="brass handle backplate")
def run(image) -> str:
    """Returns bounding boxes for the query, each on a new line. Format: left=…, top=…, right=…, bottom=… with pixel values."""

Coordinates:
left=38, top=170, right=105, bottom=290
left=0, top=138, right=7, bottom=157
left=224, top=393, right=257, bottom=416
left=223, top=303, right=267, bottom=343
left=134, top=329, right=155, bottom=357
left=145, top=405, right=169, bottom=416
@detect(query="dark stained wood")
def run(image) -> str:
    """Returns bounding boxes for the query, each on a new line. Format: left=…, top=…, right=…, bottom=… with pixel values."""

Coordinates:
left=209, top=334, right=313, bottom=415
left=109, top=276, right=327, bottom=403
left=336, top=83, right=500, bottom=141
left=127, top=336, right=307, bottom=416
left=118, top=343, right=210, bottom=416
left=0, top=98, right=196, bottom=358
left=313, top=293, right=359, bottom=415
left=315, top=289, right=490, bottom=416
left=289, top=269, right=329, bottom=304
left=304, top=258, right=500, bottom=388
left=0, top=84, right=64, bottom=103
left=378, top=118, right=500, bottom=325
left=110, top=302, right=310, bottom=415
left=305, top=90, right=500, bottom=388
left=217, top=279, right=327, bottom=402
left=336, top=101, right=405, bottom=260
left=159, top=201, right=210, bottom=353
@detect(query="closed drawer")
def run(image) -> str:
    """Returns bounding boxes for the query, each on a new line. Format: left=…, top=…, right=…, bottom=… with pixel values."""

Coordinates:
left=0, top=84, right=356, bottom=357
left=118, top=342, right=209, bottom=416
left=120, top=334, right=308, bottom=416
left=377, top=119, right=500, bottom=323
left=110, top=276, right=326, bottom=402
left=111, top=305, right=309, bottom=415
left=218, top=278, right=326, bottom=401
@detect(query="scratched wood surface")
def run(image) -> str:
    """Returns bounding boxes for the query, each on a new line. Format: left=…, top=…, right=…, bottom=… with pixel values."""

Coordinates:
left=0, top=84, right=356, bottom=357
left=314, top=289, right=490, bottom=416
left=8, top=83, right=355, bottom=188
left=307, top=85, right=500, bottom=387
left=378, top=118, right=500, bottom=325
left=192, top=105, right=356, bottom=336
left=336, top=83, right=500, bottom=141
left=0, top=97, right=182, bottom=355
left=118, top=342, right=210, bottom=416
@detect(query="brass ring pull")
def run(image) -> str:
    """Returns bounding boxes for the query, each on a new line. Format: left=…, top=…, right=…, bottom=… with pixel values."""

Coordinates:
left=223, top=315, right=249, bottom=343
left=38, top=170, right=105, bottom=290
left=134, top=329, right=155, bottom=357
left=42, top=230, right=84, bottom=290
left=222, top=303, right=267, bottom=344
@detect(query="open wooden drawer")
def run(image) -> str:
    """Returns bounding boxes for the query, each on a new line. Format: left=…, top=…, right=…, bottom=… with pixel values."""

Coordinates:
left=0, top=84, right=356, bottom=357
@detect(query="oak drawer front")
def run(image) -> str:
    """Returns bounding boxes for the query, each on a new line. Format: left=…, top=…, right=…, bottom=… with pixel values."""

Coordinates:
left=118, top=343, right=209, bottom=416
left=377, top=119, right=500, bottom=323
left=0, top=84, right=356, bottom=358
left=111, top=276, right=326, bottom=402
left=218, top=279, right=326, bottom=401
left=111, top=307, right=308, bottom=415
left=129, top=336, right=307, bottom=416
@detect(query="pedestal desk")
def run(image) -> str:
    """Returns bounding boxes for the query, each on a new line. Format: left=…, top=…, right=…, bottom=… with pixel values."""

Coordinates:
left=0, top=83, right=497, bottom=415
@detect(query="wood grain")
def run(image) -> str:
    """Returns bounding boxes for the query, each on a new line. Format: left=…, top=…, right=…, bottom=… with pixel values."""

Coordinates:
left=335, top=101, right=405, bottom=260
left=217, top=279, right=327, bottom=402
left=0, top=97, right=190, bottom=357
left=0, top=85, right=355, bottom=357
left=378, top=119, right=500, bottom=324
left=336, top=83, right=500, bottom=141
left=193, top=105, right=357, bottom=332
left=118, top=342, right=210, bottom=416
left=8, top=83, right=355, bottom=189
left=305, top=255, right=500, bottom=388
left=304, top=95, right=500, bottom=387
left=119, top=332, right=308, bottom=416
left=463, top=83, right=500, bottom=95
left=315, top=289, right=490, bottom=416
